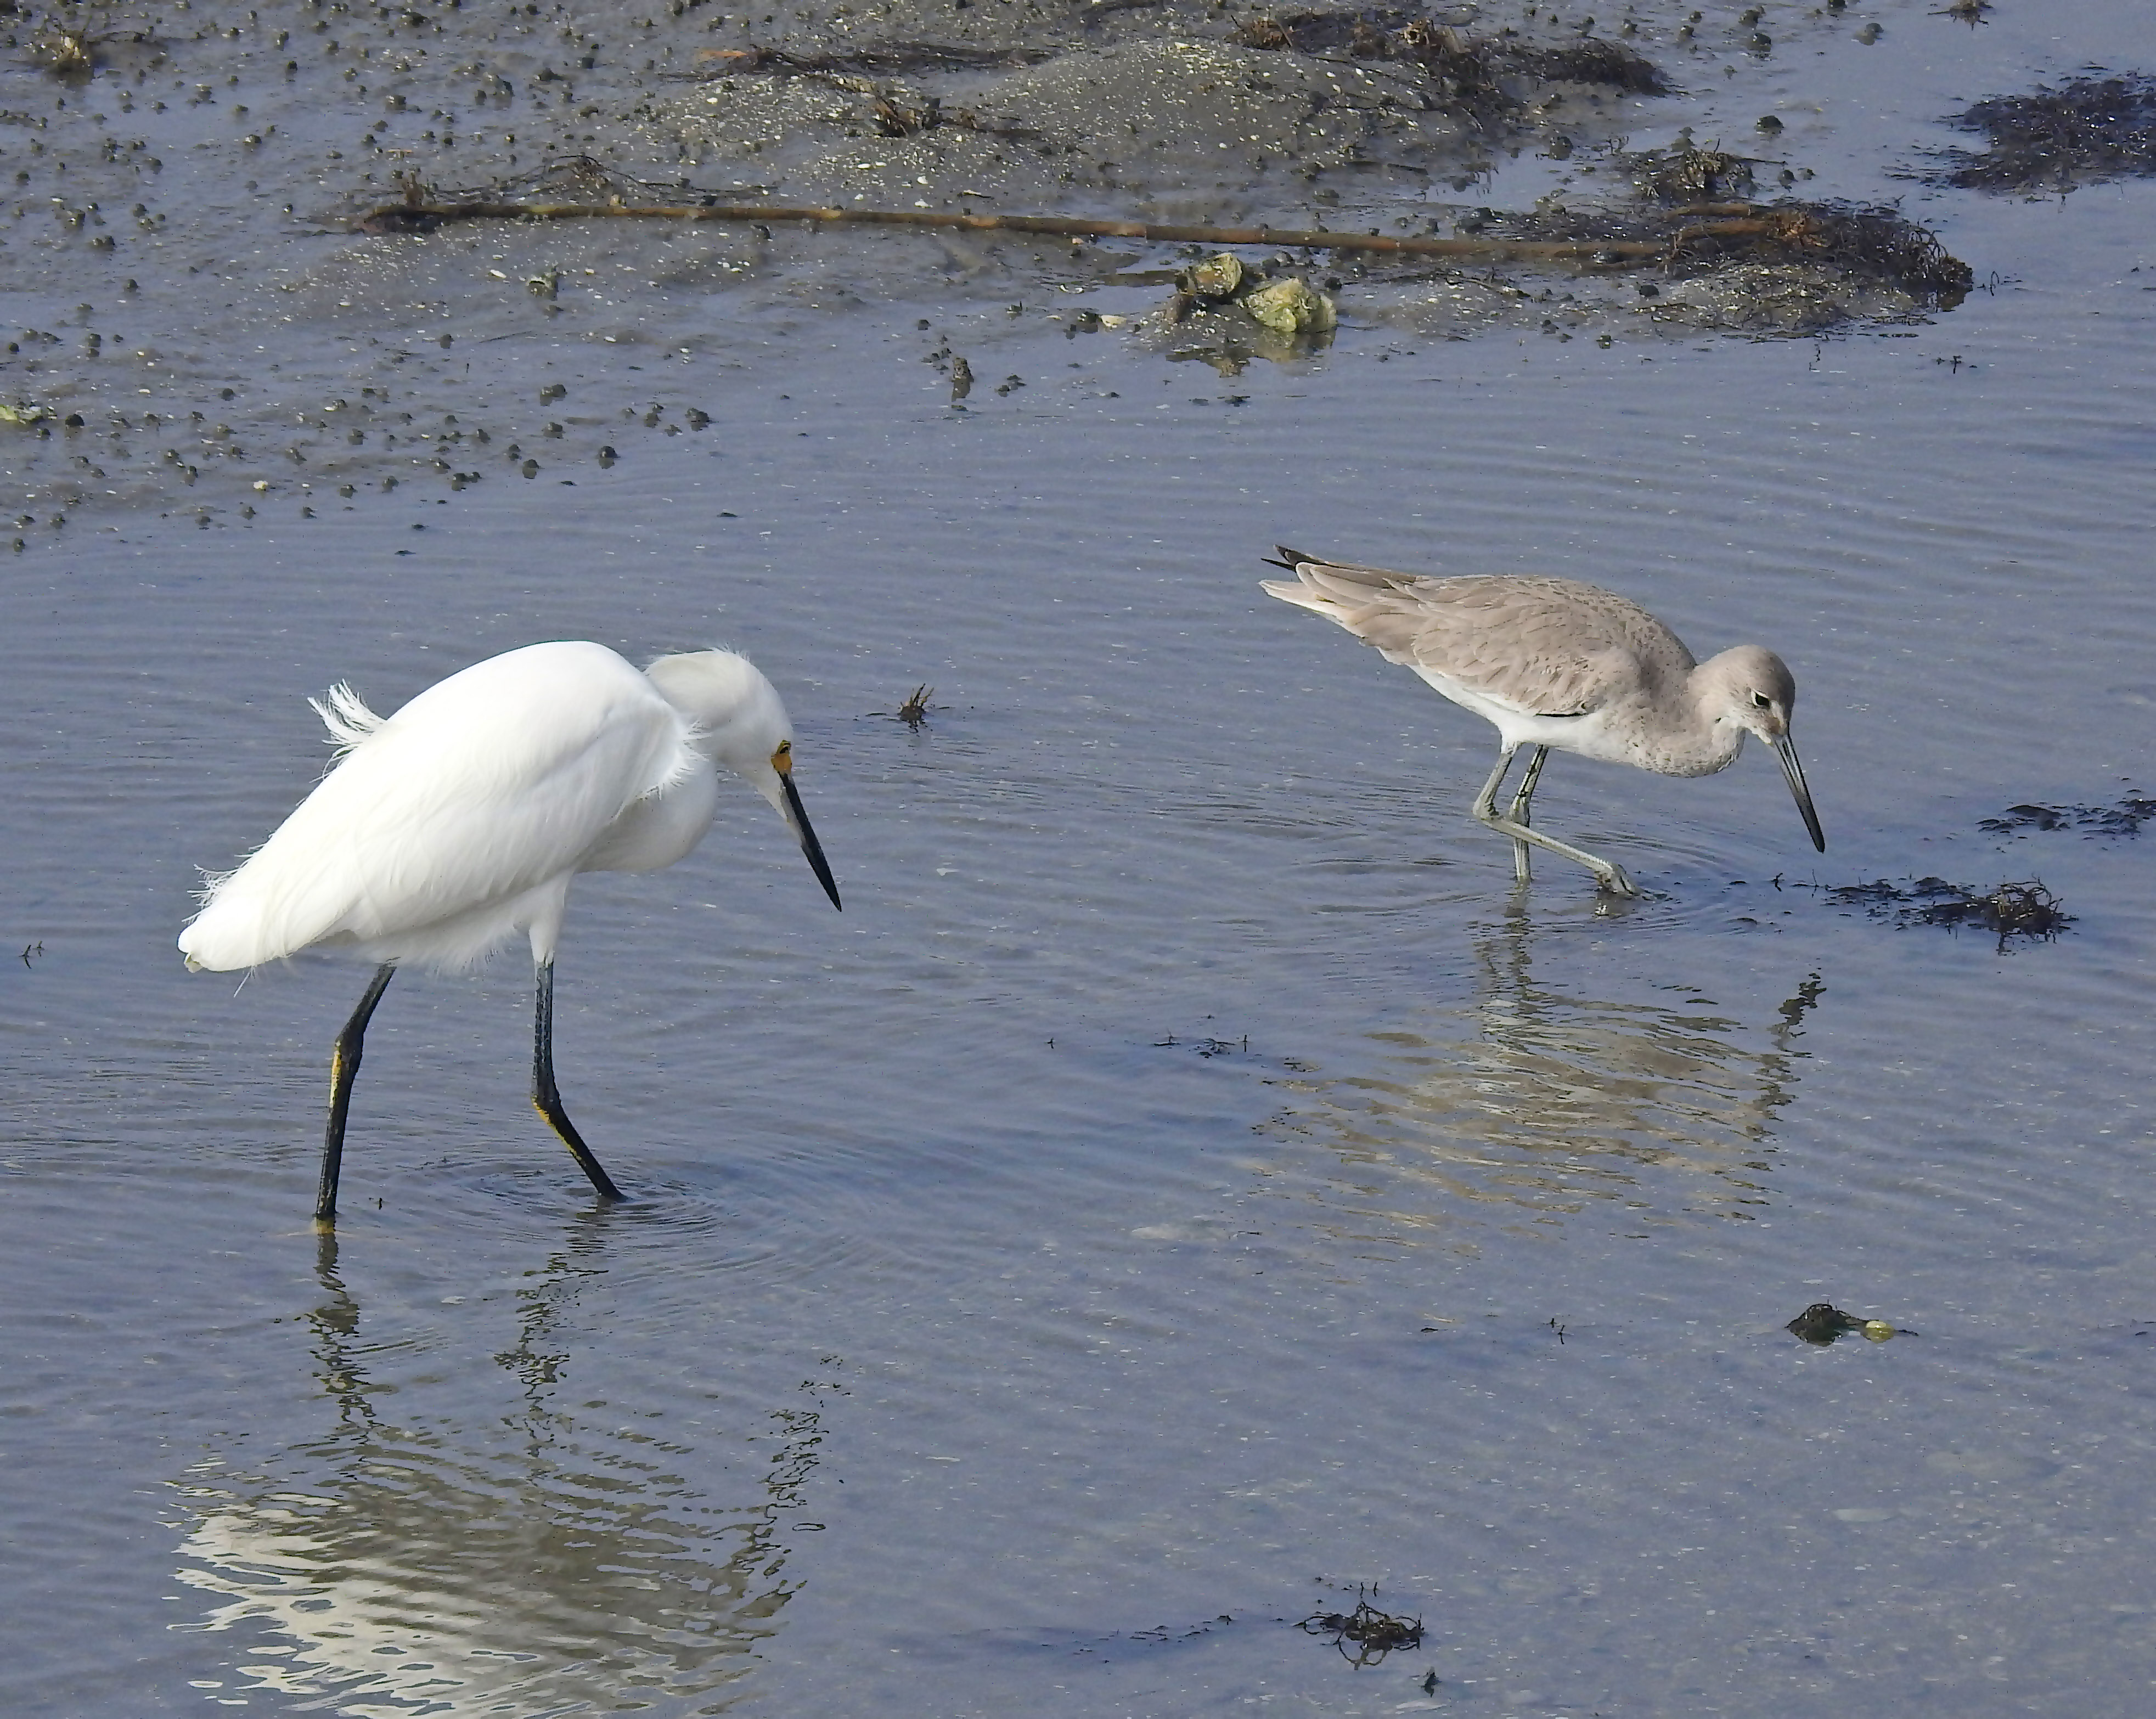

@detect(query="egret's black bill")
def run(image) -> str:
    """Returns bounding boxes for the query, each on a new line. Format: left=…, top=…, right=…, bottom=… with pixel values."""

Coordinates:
left=1775, top=735, right=1827, bottom=853
left=783, top=771, right=843, bottom=910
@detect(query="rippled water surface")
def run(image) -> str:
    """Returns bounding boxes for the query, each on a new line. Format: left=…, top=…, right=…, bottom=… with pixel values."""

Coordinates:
left=7, top=2, right=2156, bottom=1714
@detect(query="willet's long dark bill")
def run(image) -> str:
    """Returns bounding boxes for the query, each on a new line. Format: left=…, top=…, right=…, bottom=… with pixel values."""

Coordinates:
left=1261, top=547, right=1826, bottom=898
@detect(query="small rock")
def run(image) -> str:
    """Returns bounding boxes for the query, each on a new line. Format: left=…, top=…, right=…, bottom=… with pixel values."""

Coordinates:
left=1241, top=278, right=1337, bottom=334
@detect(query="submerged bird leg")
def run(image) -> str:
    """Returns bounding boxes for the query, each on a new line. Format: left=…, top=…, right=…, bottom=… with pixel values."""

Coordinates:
left=1472, top=747, right=1640, bottom=899
left=1505, top=745, right=1551, bottom=884
left=532, top=960, right=626, bottom=1202
left=317, top=962, right=397, bottom=1227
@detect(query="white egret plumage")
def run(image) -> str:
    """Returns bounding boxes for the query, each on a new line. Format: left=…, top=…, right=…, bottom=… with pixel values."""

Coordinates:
left=1262, top=547, right=1825, bottom=895
left=179, top=641, right=842, bottom=1222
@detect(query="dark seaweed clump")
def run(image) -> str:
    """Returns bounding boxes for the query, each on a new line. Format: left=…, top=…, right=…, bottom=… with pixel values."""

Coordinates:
left=1635, top=142, right=1758, bottom=203
left=1816, top=877, right=2071, bottom=950
left=1722, top=201, right=1973, bottom=303
left=1457, top=183, right=1974, bottom=306
left=1935, top=74, right=2156, bottom=191
left=1978, top=794, right=2156, bottom=839
left=1299, top=1596, right=1424, bottom=1665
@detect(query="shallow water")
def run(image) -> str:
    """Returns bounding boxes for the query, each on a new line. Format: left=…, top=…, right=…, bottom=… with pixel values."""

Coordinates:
left=7, top=2, right=2156, bottom=1715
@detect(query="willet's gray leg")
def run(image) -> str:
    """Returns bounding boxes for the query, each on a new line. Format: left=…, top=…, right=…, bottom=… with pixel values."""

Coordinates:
left=1472, top=748, right=1639, bottom=898
left=1505, top=745, right=1550, bottom=883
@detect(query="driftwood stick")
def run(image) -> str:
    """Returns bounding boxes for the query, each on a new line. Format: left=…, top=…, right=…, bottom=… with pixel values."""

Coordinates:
left=353, top=196, right=1777, bottom=260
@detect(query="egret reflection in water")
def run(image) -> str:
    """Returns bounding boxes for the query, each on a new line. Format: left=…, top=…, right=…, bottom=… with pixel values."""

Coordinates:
left=1264, top=915, right=1825, bottom=1235
left=167, top=1231, right=832, bottom=1714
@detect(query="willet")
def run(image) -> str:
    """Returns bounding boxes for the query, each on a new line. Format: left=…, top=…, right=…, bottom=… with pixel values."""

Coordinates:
left=1261, top=547, right=1826, bottom=897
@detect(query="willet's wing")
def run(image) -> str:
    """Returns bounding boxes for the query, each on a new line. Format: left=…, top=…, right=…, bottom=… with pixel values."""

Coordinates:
left=1263, top=551, right=1695, bottom=719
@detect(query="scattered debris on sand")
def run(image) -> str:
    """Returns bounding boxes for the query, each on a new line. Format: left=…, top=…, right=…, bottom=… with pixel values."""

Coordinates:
left=1933, top=74, right=2156, bottom=191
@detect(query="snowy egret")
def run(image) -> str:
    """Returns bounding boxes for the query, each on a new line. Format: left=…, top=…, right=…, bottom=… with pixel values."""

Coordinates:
left=179, top=641, right=842, bottom=1222
left=1261, top=547, right=1825, bottom=895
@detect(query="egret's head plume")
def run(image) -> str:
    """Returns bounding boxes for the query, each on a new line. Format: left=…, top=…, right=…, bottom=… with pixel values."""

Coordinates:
left=645, top=650, right=794, bottom=802
left=646, top=649, right=841, bottom=908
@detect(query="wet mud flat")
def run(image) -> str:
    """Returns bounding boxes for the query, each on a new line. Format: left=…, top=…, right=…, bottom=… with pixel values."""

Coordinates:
left=0, top=0, right=1992, bottom=539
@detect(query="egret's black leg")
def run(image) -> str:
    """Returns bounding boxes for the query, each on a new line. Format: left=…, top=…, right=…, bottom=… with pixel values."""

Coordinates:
left=532, top=960, right=625, bottom=1202
left=317, top=962, right=396, bottom=1226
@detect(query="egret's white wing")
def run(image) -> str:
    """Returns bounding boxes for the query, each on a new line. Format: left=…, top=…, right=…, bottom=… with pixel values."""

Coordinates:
left=182, top=642, right=691, bottom=970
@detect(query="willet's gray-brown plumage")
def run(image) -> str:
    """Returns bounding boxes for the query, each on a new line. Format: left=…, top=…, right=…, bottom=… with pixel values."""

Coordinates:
left=1262, top=547, right=1826, bottom=897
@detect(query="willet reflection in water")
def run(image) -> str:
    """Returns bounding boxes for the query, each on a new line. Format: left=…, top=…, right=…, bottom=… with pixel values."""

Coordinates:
left=1266, top=921, right=1824, bottom=1233
left=167, top=1231, right=826, bottom=1714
